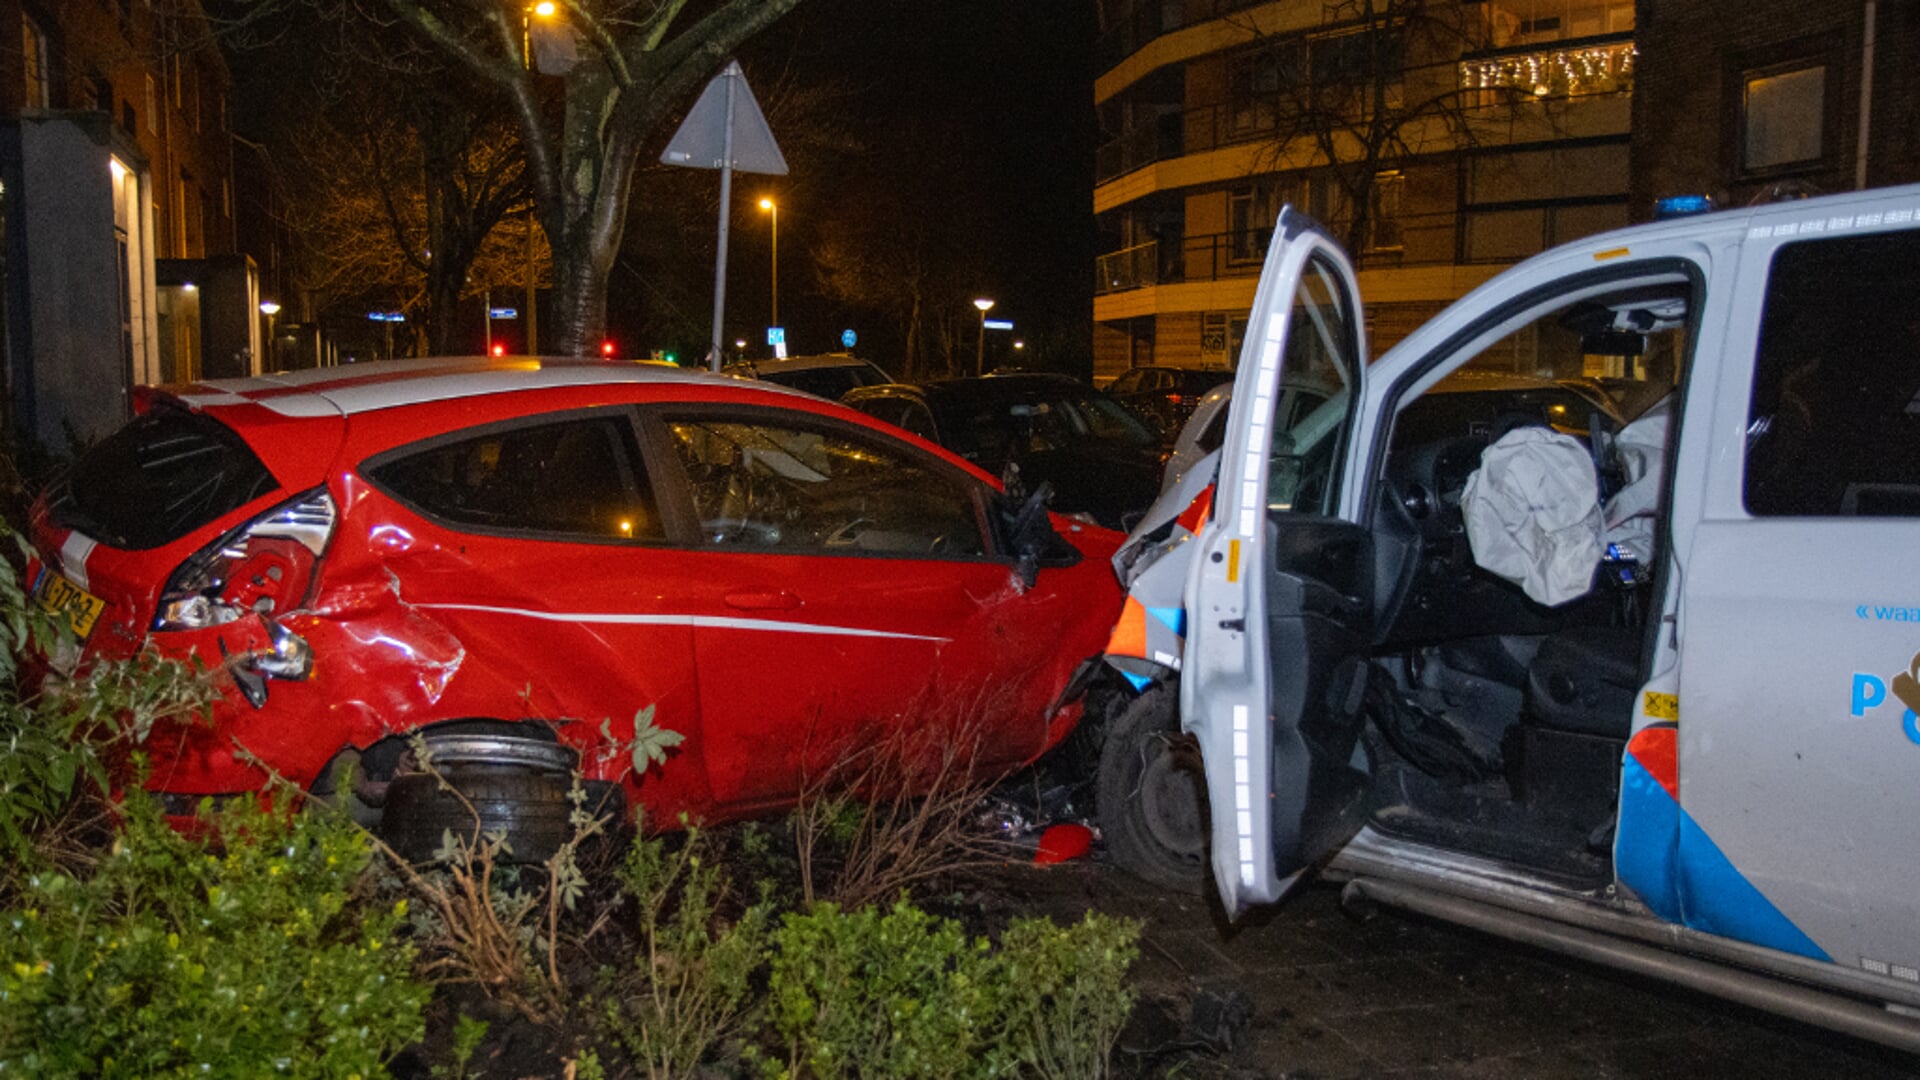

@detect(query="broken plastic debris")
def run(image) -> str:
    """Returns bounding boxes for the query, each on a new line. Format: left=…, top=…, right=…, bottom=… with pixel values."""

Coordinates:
left=1033, top=823, right=1093, bottom=865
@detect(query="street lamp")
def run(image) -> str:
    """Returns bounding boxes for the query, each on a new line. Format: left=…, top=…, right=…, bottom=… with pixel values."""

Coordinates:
left=973, top=297, right=995, bottom=375
left=758, top=197, right=778, bottom=331
left=259, top=301, right=281, bottom=372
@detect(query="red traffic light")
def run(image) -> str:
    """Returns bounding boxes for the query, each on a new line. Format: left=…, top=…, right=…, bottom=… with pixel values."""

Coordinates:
left=601, top=340, right=616, bottom=357
left=491, top=343, right=506, bottom=357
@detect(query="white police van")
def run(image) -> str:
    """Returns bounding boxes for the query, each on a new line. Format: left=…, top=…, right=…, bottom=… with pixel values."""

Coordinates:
left=1097, top=185, right=1920, bottom=1051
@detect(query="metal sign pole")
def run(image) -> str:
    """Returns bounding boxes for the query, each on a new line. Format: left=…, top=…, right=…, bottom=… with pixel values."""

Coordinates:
left=708, top=72, right=737, bottom=372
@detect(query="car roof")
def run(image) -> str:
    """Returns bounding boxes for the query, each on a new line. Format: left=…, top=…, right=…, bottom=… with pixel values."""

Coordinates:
left=164, top=355, right=797, bottom=419
left=923, top=373, right=1088, bottom=401
left=726, top=353, right=884, bottom=374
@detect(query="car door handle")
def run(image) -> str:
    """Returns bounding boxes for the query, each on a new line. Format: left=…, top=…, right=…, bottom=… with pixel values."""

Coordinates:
left=724, top=590, right=802, bottom=611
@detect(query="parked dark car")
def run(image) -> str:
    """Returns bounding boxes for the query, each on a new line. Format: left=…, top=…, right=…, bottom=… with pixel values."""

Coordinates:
left=842, top=374, right=1163, bottom=529
left=1103, top=366, right=1235, bottom=440
left=723, top=353, right=894, bottom=400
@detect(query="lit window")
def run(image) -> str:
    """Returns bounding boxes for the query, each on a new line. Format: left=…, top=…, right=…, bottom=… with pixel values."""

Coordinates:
left=1743, top=65, right=1824, bottom=172
left=1367, top=171, right=1405, bottom=251
left=21, top=15, right=49, bottom=109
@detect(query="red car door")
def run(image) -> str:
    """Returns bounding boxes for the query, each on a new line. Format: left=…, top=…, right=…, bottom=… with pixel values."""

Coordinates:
left=346, top=407, right=714, bottom=818
left=645, top=406, right=1113, bottom=809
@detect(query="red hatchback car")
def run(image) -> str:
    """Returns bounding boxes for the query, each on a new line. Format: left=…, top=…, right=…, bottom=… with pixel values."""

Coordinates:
left=26, top=357, right=1124, bottom=842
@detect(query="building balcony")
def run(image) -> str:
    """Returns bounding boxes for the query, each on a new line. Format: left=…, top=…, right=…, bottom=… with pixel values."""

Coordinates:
left=1096, top=196, right=1629, bottom=304
left=1458, top=32, right=1636, bottom=100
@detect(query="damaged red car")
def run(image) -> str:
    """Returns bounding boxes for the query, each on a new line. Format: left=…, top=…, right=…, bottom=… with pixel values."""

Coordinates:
left=26, top=357, right=1123, bottom=854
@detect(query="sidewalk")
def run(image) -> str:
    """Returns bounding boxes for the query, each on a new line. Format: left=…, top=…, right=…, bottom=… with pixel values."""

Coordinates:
left=973, top=858, right=1920, bottom=1079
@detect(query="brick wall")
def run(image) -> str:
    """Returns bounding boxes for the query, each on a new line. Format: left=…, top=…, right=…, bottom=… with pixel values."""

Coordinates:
left=1632, top=0, right=1920, bottom=216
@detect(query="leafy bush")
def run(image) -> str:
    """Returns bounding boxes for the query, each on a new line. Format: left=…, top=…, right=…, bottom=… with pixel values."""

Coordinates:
left=764, top=901, right=1140, bottom=1080
left=767, top=900, right=998, bottom=1079
left=0, top=796, right=428, bottom=1078
left=995, top=915, right=1139, bottom=1080
left=598, top=818, right=770, bottom=1079
left=0, top=529, right=213, bottom=870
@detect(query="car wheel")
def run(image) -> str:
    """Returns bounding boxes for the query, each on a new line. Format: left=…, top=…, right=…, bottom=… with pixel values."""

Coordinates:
left=381, top=765, right=575, bottom=865
left=1097, top=685, right=1209, bottom=892
left=308, top=748, right=382, bottom=829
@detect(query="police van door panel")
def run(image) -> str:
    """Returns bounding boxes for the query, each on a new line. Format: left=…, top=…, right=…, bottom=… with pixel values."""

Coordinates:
left=1183, top=208, right=1373, bottom=916
left=1676, top=200, right=1920, bottom=985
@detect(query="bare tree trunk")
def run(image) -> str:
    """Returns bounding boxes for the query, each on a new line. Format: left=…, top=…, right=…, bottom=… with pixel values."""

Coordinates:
left=550, top=251, right=611, bottom=356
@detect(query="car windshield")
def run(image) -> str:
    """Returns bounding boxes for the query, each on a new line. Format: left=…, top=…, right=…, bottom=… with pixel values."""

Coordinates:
left=1392, top=388, right=1612, bottom=447
left=934, top=387, right=1157, bottom=462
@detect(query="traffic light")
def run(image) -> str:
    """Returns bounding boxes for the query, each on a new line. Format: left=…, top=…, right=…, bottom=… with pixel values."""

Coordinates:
left=601, top=340, right=615, bottom=357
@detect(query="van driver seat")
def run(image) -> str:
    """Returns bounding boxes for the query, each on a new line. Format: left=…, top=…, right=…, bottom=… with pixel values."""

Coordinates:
left=1522, top=626, right=1642, bottom=738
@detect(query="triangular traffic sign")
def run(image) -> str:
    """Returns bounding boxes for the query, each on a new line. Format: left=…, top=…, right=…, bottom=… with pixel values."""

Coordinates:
left=660, top=61, right=788, bottom=175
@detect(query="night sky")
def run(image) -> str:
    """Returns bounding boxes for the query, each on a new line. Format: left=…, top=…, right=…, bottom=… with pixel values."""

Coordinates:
left=649, top=0, right=1099, bottom=373
left=227, top=0, right=1097, bottom=374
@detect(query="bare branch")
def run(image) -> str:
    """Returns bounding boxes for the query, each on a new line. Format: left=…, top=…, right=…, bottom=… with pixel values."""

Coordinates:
left=559, top=0, right=634, bottom=88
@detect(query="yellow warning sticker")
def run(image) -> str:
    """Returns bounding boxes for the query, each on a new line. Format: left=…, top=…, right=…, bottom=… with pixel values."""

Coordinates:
left=1227, top=539, right=1241, bottom=584
left=1643, top=691, right=1679, bottom=721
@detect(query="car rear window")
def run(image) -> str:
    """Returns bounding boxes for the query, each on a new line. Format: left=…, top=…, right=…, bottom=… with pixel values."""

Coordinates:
left=47, top=407, right=278, bottom=549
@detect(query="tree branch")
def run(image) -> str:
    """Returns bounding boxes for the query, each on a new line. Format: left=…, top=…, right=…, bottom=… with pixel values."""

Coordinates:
left=559, top=0, right=634, bottom=88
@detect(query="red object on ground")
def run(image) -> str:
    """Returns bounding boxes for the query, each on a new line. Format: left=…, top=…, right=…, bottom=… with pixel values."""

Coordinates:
left=1033, top=823, right=1094, bottom=865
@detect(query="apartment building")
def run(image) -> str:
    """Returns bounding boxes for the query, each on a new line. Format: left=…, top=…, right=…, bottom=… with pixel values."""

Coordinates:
left=0, top=0, right=252, bottom=448
left=1092, top=0, right=1636, bottom=379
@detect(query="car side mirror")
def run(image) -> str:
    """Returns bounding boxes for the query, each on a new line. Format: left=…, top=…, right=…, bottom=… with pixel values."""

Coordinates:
left=1003, top=480, right=1058, bottom=589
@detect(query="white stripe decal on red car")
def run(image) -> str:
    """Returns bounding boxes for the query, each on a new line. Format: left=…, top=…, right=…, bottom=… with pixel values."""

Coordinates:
left=415, top=602, right=952, bottom=642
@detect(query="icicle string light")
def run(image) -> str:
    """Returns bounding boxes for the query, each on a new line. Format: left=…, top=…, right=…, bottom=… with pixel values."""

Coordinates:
left=1460, top=41, right=1636, bottom=98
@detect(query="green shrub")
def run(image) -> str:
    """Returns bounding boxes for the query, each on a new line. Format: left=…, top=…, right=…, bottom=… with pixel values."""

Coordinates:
left=995, top=915, right=1139, bottom=1080
left=764, top=901, right=1140, bottom=1080
left=768, top=900, right=998, bottom=1080
left=598, top=820, right=771, bottom=1080
left=0, top=527, right=214, bottom=871
left=0, top=796, right=429, bottom=1078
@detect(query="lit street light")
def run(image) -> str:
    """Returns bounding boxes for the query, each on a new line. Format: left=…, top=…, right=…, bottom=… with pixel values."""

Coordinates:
left=259, top=301, right=281, bottom=372
left=758, top=197, right=778, bottom=332
left=973, top=297, right=995, bottom=375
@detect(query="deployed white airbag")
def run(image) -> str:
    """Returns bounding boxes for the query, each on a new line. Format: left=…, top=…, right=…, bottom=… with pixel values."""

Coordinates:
left=1462, top=427, right=1602, bottom=606
left=1602, top=394, right=1672, bottom=563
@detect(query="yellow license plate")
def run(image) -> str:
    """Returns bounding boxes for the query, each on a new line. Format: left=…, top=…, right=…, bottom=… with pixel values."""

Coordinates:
left=35, top=572, right=106, bottom=641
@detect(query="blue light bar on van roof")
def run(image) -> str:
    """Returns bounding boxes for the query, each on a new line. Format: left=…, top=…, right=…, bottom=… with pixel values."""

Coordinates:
left=1653, top=194, right=1716, bottom=220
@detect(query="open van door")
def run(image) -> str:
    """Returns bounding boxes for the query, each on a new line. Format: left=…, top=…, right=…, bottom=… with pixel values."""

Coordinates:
left=1182, top=208, right=1376, bottom=915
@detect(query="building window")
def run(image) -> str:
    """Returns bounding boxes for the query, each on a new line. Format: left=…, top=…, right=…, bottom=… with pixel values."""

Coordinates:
left=1228, top=45, right=1295, bottom=134
left=145, top=74, right=158, bottom=133
left=1742, top=64, right=1825, bottom=173
left=21, top=15, right=49, bottom=109
left=1229, top=184, right=1279, bottom=263
left=1367, top=171, right=1405, bottom=251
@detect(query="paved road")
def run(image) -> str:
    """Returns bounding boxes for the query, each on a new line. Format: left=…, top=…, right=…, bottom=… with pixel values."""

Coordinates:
left=979, top=860, right=1919, bottom=1079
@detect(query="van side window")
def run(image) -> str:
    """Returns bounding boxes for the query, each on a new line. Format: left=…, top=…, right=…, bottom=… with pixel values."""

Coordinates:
left=1745, top=231, right=1920, bottom=516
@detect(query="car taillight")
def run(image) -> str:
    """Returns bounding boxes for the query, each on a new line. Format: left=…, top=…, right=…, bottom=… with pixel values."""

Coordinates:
left=1167, top=393, right=1183, bottom=406
left=155, top=488, right=336, bottom=632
